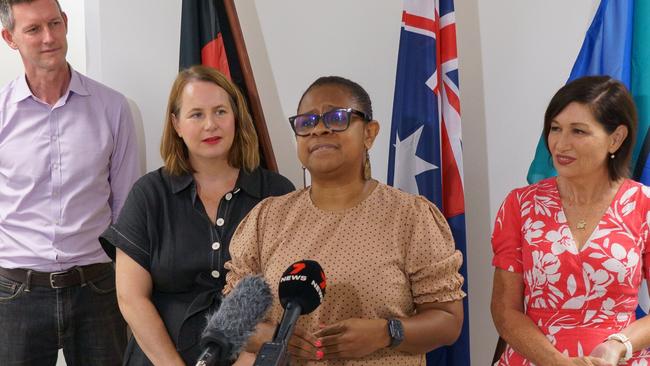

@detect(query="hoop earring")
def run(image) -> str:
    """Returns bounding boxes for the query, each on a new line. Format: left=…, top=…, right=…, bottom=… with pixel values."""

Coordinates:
left=364, top=150, right=372, bottom=180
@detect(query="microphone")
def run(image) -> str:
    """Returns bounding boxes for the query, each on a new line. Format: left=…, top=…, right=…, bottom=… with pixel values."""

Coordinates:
left=254, top=260, right=326, bottom=366
left=196, top=275, right=272, bottom=366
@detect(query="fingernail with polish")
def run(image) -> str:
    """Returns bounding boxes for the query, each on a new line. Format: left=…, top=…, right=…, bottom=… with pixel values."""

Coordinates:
left=314, top=339, right=322, bottom=347
left=316, top=350, right=324, bottom=360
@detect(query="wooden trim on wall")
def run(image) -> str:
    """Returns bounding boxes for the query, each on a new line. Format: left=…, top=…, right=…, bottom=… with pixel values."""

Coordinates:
left=223, top=0, right=278, bottom=172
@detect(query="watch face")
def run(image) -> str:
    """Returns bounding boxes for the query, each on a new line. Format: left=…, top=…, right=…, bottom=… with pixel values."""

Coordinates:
left=388, top=319, right=404, bottom=347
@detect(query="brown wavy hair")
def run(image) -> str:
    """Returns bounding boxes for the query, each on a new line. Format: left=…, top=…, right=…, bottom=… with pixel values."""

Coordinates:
left=160, top=65, right=260, bottom=176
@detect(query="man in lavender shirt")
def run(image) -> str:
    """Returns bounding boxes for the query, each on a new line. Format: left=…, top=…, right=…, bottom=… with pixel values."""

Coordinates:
left=0, top=0, right=140, bottom=364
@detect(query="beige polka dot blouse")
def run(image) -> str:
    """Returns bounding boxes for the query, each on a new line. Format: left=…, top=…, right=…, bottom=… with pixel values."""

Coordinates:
left=225, top=182, right=465, bottom=366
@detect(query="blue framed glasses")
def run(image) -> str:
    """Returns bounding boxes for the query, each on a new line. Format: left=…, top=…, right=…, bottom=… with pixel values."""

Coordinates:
left=288, top=108, right=372, bottom=136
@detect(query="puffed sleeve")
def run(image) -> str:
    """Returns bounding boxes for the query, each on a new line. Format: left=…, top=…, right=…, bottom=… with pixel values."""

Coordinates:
left=492, top=190, right=523, bottom=273
left=223, top=201, right=266, bottom=295
left=406, top=197, right=465, bottom=304
left=99, top=180, right=152, bottom=271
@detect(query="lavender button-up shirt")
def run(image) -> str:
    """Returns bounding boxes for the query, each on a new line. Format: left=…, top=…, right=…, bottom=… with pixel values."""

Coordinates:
left=0, top=69, right=141, bottom=271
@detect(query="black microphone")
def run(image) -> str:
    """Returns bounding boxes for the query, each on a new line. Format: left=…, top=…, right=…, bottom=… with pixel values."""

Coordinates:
left=196, top=275, right=273, bottom=366
left=254, top=260, right=326, bottom=366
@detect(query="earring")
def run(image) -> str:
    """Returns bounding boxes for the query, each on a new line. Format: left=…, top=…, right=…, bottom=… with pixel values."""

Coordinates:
left=610, top=153, right=615, bottom=159
left=364, top=150, right=372, bottom=180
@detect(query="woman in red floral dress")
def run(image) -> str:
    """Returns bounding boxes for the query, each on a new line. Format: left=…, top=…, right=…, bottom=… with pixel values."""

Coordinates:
left=492, top=76, right=650, bottom=366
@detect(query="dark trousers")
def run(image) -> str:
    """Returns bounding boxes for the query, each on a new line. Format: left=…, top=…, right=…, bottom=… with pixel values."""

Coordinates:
left=0, top=269, right=127, bottom=366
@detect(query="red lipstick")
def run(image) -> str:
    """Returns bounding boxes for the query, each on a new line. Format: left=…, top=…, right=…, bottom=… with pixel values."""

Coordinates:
left=555, top=154, right=575, bottom=166
left=203, top=136, right=221, bottom=145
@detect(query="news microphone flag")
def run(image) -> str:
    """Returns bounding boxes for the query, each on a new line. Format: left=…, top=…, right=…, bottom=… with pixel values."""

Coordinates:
left=526, top=0, right=650, bottom=319
left=387, top=1, right=469, bottom=365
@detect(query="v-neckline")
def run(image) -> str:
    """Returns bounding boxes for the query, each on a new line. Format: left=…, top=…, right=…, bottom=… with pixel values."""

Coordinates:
left=553, top=177, right=627, bottom=253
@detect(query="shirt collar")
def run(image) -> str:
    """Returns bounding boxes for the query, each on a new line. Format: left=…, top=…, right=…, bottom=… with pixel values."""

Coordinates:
left=168, top=168, right=262, bottom=198
left=10, top=74, right=32, bottom=104
left=67, top=68, right=90, bottom=97
left=9, top=65, right=89, bottom=104
left=235, top=168, right=262, bottom=198
left=170, top=172, right=194, bottom=194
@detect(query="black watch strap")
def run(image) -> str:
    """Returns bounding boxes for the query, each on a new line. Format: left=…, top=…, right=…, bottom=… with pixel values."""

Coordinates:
left=387, top=318, right=404, bottom=348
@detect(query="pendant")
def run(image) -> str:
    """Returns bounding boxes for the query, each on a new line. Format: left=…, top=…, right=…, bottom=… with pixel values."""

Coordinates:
left=576, top=220, right=587, bottom=230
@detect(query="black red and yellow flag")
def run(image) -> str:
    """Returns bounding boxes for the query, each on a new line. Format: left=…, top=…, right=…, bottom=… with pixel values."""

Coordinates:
left=179, top=0, right=240, bottom=81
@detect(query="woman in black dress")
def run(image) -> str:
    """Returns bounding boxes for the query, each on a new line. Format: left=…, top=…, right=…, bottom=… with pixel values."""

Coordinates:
left=100, top=65, right=294, bottom=365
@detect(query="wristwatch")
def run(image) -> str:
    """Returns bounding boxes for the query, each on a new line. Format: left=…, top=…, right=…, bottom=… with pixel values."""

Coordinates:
left=606, top=333, right=632, bottom=364
left=387, top=318, right=404, bottom=348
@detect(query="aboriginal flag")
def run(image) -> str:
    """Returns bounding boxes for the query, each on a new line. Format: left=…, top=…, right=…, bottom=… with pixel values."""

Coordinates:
left=179, top=0, right=242, bottom=83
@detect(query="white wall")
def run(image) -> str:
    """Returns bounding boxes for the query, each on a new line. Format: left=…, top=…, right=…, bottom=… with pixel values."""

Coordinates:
left=479, top=1, right=598, bottom=216
left=462, top=1, right=599, bottom=361
left=84, top=0, right=182, bottom=173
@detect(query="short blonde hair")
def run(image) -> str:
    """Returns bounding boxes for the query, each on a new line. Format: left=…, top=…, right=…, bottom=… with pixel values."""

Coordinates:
left=160, top=65, right=260, bottom=176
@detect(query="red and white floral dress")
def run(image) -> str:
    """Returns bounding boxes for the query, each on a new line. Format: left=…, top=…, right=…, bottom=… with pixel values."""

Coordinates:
left=492, top=178, right=650, bottom=366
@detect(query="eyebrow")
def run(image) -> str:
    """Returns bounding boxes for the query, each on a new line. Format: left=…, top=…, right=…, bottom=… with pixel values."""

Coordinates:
left=301, top=105, right=346, bottom=115
left=185, top=104, right=229, bottom=113
left=551, top=120, right=590, bottom=127
left=20, top=16, right=62, bottom=30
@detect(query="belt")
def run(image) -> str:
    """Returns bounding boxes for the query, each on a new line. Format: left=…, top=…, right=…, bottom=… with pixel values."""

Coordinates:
left=0, top=262, right=113, bottom=289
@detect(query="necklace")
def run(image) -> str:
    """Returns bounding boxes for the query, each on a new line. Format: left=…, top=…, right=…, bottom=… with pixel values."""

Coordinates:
left=576, top=219, right=587, bottom=230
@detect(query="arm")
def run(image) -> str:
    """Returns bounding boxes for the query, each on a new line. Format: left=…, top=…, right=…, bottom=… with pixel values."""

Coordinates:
left=313, top=300, right=462, bottom=359
left=109, top=97, right=141, bottom=222
left=115, top=249, right=185, bottom=366
left=491, top=268, right=573, bottom=366
left=397, top=300, right=463, bottom=353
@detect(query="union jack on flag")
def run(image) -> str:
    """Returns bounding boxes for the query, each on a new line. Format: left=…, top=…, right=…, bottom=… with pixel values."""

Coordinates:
left=387, top=0, right=470, bottom=364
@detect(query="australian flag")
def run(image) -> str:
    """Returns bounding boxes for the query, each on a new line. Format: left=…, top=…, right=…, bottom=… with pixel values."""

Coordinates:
left=387, top=0, right=469, bottom=365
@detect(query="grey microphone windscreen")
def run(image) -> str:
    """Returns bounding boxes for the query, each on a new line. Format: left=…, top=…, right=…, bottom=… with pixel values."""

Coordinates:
left=200, top=275, right=272, bottom=362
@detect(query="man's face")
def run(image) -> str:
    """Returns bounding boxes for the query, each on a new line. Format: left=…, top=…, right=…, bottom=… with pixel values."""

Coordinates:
left=1, top=0, right=68, bottom=72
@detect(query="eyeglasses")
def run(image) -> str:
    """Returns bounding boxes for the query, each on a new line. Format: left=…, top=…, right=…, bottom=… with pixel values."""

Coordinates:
left=288, top=108, right=372, bottom=136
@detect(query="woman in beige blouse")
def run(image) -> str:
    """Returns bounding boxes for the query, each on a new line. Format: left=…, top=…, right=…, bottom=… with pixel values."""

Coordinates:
left=225, top=76, right=465, bottom=365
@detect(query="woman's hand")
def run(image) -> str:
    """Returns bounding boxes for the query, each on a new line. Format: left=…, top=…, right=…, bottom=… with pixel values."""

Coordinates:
left=288, top=327, right=320, bottom=360
left=587, top=340, right=626, bottom=366
left=312, top=318, right=390, bottom=360
left=248, top=322, right=319, bottom=360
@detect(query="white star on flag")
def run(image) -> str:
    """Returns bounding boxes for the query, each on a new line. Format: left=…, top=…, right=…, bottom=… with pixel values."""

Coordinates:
left=393, top=125, right=438, bottom=195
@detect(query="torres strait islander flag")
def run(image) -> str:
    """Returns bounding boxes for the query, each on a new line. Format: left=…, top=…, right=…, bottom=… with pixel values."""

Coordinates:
left=387, top=1, right=469, bottom=365
left=179, top=0, right=232, bottom=77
